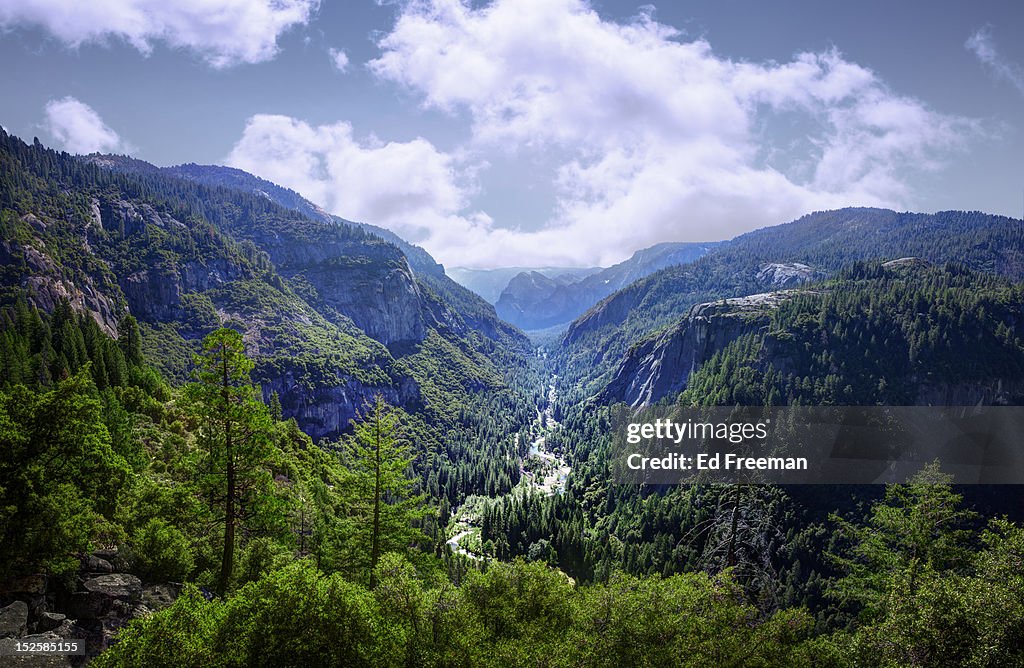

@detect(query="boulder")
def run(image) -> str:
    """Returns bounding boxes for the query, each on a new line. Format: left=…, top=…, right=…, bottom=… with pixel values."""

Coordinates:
left=66, top=574, right=142, bottom=620
left=81, top=574, right=141, bottom=602
left=756, top=262, right=824, bottom=288
left=0, top=600, right=28, bottom=638
left=81, top=556, right=113, bottom=574
left=91, top=549, right=130, bottom=573
left=141, top=584, right=179, bottom=612
left=34, top=612, right=66, bottom=633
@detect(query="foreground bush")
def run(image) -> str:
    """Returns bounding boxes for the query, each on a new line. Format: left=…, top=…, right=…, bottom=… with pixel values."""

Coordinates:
left=95, top=557, right=819, bottom=668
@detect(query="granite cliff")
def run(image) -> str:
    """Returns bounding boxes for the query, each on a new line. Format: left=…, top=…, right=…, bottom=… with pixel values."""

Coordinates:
left=601, top=291, right=800, bottom=407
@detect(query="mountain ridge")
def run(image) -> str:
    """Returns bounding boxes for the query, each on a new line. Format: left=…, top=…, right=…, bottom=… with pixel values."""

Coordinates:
left=448, top=265, right=600, bottom=304
left=495, top=241, right=718, bottom=330
left=559, top=207, right=1024, bottom=395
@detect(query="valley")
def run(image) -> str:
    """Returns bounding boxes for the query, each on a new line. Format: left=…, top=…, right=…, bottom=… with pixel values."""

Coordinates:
left=3, top=0, right=1024, bottom=663
left=445, top=372, right=570, bottom=561
left=2, top=128, right=1024, bottom=666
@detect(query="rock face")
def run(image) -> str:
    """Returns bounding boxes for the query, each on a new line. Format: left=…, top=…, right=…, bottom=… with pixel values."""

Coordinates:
left=882, top=257, right=932, bottom=270
left=210, top=210, right=427, bottom=347
left=96, top=194, right=250, bottom=325
left=261, top=371, right=419, bottom=439
left=296, top=250, right=425, bottom=346
left=496, top=271, right=580, bottom=329
left=601, top=292, right=801, bottom=407
left=756, top=262, right=824, bottom=287
left=497, top=242, right=717, bottom=331
left=3, top=231, right=120, bottom=337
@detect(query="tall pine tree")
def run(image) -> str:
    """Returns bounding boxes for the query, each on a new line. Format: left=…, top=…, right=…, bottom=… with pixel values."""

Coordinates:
left=348, top=395, right=431, bottom=588
left=183, top=328, right=273, bottom=596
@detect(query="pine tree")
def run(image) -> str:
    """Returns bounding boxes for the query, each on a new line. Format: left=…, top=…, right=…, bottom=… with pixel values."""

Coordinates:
left=348, top=395, right=431, bottom=589
left=828, top=461, right=977, bottom=619
left=268, top=390, right=282, bottom=422
left=118, top=314, right=144, bottom=365
left=183, top=328, right=273, bottom=596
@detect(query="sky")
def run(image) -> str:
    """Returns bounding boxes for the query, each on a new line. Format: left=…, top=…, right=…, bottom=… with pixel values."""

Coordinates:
left=1, top=0, right=1022, bottom=269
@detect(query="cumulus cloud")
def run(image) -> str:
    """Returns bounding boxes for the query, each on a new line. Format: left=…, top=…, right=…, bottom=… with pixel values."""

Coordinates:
left=226, top=114, right=495, bottom=252
left=966, top=26, right=1024, bottom=95
left=359, top=0, right=976, bottom=266
left=328, top=47, right=349, bottom=72
left=43, top=97, right=129, bottom=154
left=0, top=0, right=317, bottom=67
left=225, top=0, right=976, bottom=267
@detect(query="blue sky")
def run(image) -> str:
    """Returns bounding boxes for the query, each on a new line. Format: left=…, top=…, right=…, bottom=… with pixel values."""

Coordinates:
left=1, top=0, right=1022, bottom=268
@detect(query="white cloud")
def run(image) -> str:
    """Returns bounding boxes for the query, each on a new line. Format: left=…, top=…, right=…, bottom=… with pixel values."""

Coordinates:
left=0, top=0, right=318, bottom=67
left=226, top=114, right=494, bottom=252
left=360, top=0, right=976, bottom=267
left=43, top=97, right=129, bottom=154
left=328, top=47, right=349, bottom=72
left=967, top=26, right=1024, bottom=95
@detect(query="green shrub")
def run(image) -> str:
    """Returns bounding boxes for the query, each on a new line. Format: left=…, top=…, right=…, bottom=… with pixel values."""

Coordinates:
left=231, top=537, right=293, bottom=589
left=91, top=585, right=223, bottom=668
left=130, top=518, right=195, bottom=582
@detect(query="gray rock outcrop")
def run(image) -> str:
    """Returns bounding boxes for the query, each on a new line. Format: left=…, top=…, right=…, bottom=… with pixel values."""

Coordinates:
left=0, top=601, right=28, bottom=638
left=601, top=291, right=802, bottom=407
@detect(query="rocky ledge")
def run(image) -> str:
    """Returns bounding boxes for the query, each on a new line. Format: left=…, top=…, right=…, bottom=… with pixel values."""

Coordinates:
left=0, top=551, right=180, bottom=666
left=600, top=291, right=803, bottom=407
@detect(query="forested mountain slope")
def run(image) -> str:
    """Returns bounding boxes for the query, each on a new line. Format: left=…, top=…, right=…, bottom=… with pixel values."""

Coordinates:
left=560, top=208, right=1024, bottom=395
left=604, top=260, right=1024, bottom=407
left=90, top=157, right=447, bottom=278
left=90, top=157, right=527, bottom=353
left=0, top=130, right=536, bottom=468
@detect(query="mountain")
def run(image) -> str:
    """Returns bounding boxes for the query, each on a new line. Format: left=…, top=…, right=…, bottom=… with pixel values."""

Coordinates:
left=603, top=260, right=1024, bottom=408
left=600, top=290, right=802, bottom=407
left=150, top=162, right=531, bottom=348
left=8, top=133, right=1024, bottom=668
left=495, top=241, right=718, bottom=330
left=560, top=208, right=1024, bottom=394
left=447, top=266, right=598, bottom=304
left=1, top=131, right=532, bottom=447
left=92, top=159, right=447, bottom=278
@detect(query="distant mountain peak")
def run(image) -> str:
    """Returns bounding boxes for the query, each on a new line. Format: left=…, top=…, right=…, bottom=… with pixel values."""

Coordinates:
left=494, top=241, right=719, bottom=330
